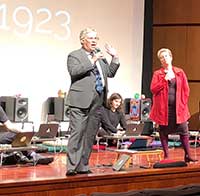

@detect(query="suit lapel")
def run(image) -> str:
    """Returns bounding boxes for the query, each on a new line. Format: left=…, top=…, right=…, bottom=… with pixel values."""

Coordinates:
left=79, top=48, right=93, bottom=67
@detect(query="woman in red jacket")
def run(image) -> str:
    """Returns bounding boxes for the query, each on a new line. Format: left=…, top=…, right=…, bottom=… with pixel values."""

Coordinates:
left=150, top=48, right=197, bottom=162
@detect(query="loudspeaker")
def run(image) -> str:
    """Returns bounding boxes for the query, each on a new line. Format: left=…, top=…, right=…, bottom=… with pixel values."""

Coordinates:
left=47, top=97, right=55, bottom=115
left=129, top=98, right=140, bottom=121
left=141, top=122, right=154, bottom=136
left=140, top=98, right=152, bottom=122
left=124, top=98, right=131, bottom=114
left=0, top=96, right=28, bottom=122
left=112, top=154, right=130, bottom=171
left=47, top=97, right=69, bottom=121
left=54, top=97, right=69, bottom=121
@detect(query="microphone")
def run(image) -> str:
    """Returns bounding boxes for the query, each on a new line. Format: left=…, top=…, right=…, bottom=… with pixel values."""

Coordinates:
left=94, top=47, right=101, bottom=53
left=164, top=69, right=168, bottom=74
left=94, top=48, right=108, bottom=64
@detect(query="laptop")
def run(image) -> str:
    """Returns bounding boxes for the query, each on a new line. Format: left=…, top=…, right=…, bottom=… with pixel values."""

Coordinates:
left=112, top=154, right=130, bottom=171
left=34, top=123, right=59, bottom=139
left=124, top=122, right=145, bottom=136
left=12, top=132, right=34, bottom=147
left=128, top=138, right=148, bottom=150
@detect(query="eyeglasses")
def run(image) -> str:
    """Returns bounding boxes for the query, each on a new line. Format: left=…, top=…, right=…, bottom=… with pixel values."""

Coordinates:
left=86, top=36, right=99, bottom=41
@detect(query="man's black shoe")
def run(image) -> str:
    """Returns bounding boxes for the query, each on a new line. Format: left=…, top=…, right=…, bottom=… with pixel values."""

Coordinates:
left=36, top=157, right=54, bottom=165
left=19, top=155, right=33, bottom=164
left=77, top=170, right=92, bottom=174
left=66, top=169, right=77, bottom=176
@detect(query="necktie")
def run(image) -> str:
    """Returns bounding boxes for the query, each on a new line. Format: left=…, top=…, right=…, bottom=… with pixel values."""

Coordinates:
left=90, top=52, right=104, bottom=94
left=93, top=64, right=104, bottom=94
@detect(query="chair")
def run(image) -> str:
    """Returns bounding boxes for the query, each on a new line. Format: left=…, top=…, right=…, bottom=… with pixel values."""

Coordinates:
left=93, top=135, right=108, bottom=152
left=188, top=103, right=200, bottom=147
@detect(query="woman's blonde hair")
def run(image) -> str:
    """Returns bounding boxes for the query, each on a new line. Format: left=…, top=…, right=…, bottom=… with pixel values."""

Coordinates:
left=157, top=48, right=172, bottom=59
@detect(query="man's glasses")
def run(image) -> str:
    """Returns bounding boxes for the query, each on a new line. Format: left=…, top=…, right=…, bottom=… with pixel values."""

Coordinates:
left=86, top=36, right=99, bottom=41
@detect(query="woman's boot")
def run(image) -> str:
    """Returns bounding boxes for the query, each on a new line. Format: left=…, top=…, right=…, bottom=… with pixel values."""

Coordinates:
left=159, top=132, right=169, bottom=159
left=180, top=135, right=198, bottom=163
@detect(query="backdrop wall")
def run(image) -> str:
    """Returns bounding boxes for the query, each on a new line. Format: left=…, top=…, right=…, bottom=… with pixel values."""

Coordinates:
left=0, top=0, right=145, bottom=127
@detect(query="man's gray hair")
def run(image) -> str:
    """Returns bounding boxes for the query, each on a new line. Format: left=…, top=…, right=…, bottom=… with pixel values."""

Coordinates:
left=79, top=27, right=97, bottom=44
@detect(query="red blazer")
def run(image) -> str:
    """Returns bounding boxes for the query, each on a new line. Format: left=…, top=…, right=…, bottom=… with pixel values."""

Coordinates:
left=150, top=66, right=190, bottom=125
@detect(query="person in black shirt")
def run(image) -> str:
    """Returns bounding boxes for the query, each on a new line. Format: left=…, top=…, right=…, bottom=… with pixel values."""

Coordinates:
left=0, top=106, right=53, bottom=165
left=97, top=93, right=127, bottom=146
left=0, top=106, right=23, bottom=143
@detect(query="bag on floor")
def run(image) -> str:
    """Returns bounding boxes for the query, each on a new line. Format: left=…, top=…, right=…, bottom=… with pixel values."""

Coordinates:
left=2, top=152, right=19, bottom=165
left=153, top=159, right=187, bottom=168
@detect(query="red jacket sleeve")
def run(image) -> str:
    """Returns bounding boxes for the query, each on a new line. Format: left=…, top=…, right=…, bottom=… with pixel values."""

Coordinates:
left=150, top=69, right=168, bottom=95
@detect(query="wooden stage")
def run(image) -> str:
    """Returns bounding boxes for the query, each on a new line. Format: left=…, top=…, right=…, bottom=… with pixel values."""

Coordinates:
left=0, top=147, right=200, bottom=196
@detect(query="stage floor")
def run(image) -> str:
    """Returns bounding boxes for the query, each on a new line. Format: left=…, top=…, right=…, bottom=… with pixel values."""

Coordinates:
left=0, top=147, right=200, bottom=196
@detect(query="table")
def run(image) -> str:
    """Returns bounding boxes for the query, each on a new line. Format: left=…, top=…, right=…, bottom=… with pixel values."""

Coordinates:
left=103, top=135, right=152, bottom=149
left=113, top=148, right=163, bottom=169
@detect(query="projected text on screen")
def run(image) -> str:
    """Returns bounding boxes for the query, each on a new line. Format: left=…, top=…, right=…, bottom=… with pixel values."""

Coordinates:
left=0, top=3, right=71, bottom=40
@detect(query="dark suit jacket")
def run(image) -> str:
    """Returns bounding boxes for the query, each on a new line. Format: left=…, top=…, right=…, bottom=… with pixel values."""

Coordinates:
left=66, top=48, right=120, bottom=109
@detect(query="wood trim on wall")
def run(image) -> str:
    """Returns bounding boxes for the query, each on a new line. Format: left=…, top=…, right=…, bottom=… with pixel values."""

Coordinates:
left=153, top=0, right=200, bottom=24
left=153, top=0, right=200, bottom=119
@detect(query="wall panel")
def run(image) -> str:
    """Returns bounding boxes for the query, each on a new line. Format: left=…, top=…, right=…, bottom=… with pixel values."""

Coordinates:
left=153, top=0, right=200, bottom=128
left=186, top=27, right=200, bottom=80
left=153, top=0, right=200, bottom=24
left=153, top=27, right=187, bottom=71
left=188, top=82, right=200, bottom=130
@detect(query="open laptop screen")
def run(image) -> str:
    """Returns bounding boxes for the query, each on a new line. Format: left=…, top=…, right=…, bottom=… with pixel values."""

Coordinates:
left=35, top=123, right=59, bottom=138
left=11, top=132, right=34, bottom=147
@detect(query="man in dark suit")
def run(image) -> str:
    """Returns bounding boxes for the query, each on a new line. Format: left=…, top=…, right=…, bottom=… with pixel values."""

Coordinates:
left=66, top=27, right=120, bottom=175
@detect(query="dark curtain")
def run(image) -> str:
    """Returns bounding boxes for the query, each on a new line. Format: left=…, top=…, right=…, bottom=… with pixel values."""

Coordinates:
left=141, top=0, right=153, bottom=98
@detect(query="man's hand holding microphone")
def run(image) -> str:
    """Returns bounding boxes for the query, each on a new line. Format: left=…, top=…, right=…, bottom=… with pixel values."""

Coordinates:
left=92, top=43, right=118, bottom=64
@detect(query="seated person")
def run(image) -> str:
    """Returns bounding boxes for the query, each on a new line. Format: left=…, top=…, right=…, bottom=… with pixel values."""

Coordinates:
left=0, top=106, right=54, bottom=165
left=97, top=93, right=127, bottom=146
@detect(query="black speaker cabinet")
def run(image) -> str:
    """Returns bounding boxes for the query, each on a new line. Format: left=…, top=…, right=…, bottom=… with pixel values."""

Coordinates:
left=124, top=98, right=131, bottom=115
left=140, top=98, right=152, bottom=122
left=48, top=97, right=69, bottom=121
left=0, top=96, right=28, bottom=122
left=47, top=97, right=55, bottom=115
